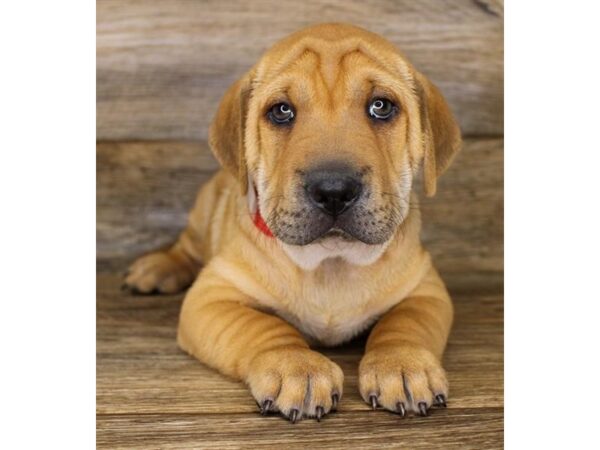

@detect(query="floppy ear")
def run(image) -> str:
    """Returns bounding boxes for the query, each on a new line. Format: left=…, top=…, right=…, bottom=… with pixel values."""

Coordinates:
left=208, top=73, right=253, bottom=195
left=415, top=73, right=462, bottom=197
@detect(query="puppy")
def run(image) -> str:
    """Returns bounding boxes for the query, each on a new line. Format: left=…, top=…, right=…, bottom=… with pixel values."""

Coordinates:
left=125, top=23, right=461, bottom=423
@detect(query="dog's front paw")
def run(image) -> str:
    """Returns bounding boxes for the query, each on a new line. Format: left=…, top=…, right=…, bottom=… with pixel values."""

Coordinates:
left=359, top=344, right=448, bottom=416
left=123, top=251, right=196, bottom=294
left=247, top=347, right=344, bottom=423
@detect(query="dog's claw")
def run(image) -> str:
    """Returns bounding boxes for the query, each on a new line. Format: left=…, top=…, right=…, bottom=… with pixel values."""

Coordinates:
left=289, top=408, right=299, bottom=424
left=315, top=406, right=324, bottom=422
left=418, top=402, right=428, bottom=416
left=369, top=394, right=378, bottom=410
left=396, top=402, right=406, bottom=417
left=260, top=399, right=272, bottom=415
left=331, top=393, right=339, bottom=410
left=435, top=394, right=447, bottom=407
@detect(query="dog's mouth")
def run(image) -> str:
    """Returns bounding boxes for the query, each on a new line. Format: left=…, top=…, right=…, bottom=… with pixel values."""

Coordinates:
left=268, top=204, right=401, bottom=247
left=318, top=228, right=355, bottom=242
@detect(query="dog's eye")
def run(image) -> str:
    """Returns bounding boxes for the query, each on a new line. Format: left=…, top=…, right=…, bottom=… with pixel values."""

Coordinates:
left=268, top=103, right=295, bottom=125
left=368, top=98, right=397, bottom=121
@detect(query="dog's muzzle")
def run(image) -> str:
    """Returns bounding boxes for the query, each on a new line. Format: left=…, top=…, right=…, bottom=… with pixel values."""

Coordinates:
left=267, top=162, right=400, bottom=246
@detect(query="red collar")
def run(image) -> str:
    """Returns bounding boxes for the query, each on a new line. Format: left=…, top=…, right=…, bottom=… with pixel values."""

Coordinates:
left=252, top=188, right=274, bottom=238
left=253, top=208, right=274, bottom=237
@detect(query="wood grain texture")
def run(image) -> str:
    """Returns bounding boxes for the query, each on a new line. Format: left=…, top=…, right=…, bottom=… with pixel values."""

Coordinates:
left=97, top=270, right=503, bottom=449
left=96, top=138, right=503, bottom=292
left=97, top=410, right=503, bottom=449
left=97, top=0, right=503, bottom=140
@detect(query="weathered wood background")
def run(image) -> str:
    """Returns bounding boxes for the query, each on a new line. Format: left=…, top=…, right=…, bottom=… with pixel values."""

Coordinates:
left=97, top=0, right=503, bottom=140
left=97, top=0, right=503, bottom=448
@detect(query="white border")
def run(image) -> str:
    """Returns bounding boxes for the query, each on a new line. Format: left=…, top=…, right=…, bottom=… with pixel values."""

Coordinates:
left=506, top=1, right=600, bottom=447
left=2, top=1, right=600, bottom=448
left=0, top=2, right=95, bottom=449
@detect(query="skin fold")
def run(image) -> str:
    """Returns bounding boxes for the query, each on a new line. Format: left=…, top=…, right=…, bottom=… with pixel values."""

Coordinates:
left=124, top=23, right=461, bottom=423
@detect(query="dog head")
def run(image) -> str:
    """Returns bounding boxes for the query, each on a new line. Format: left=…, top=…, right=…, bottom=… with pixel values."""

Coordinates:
left=209, top=23, right=461, bottom=269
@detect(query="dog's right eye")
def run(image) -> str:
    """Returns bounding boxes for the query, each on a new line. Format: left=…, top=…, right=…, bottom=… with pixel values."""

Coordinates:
left=268, top=103, right=295, bottom=125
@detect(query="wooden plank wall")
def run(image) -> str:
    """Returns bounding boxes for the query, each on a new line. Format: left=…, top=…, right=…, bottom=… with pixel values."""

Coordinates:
left=97, top=0, right=504, bottom=141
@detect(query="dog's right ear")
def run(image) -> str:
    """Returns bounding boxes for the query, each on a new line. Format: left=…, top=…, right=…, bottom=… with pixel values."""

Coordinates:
left=209, top=72, right=254, bottom=195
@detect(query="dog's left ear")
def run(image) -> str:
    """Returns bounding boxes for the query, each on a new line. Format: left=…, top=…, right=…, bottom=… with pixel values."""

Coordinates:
left=209, top=72, right=254, bottom=195
left=414, top=72, right=462, bottom=197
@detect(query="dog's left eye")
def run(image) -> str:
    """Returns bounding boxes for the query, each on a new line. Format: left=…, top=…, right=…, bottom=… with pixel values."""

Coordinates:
left=368, top=98, right=397, bottom=121
left=268, top=103, right=295, bottom=125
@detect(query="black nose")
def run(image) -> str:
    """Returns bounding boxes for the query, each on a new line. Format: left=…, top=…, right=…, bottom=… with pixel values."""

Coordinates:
left=306, top=171, right=363, bottom=216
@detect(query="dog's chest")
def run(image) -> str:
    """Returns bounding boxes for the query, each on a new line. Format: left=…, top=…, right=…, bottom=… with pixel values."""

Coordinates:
left=289, top=286, right=373, bottom=345
left=271, top=264, right=399, bottom=346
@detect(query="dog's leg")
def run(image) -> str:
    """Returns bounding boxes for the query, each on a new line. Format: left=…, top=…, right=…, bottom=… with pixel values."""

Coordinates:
left=358, top=266, right=453, bottom=416
left=177, top=269, right=344, bottom=423
left=123, top=233, right=201, bottom=294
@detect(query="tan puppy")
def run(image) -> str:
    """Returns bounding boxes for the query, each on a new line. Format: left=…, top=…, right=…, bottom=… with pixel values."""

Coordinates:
left=125, top=23, right=461, bottom=423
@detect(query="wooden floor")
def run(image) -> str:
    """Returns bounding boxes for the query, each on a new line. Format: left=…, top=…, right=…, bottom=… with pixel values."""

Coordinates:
left=97, top=264, right=503, bottom=449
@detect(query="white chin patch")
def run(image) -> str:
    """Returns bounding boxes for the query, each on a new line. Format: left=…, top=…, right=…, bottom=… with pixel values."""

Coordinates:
left=280, top=237, right=390, bottom=271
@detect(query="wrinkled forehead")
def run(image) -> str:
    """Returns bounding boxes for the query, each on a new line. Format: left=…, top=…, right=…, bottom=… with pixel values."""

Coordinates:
left=252, top=35, right=418, bottom=107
